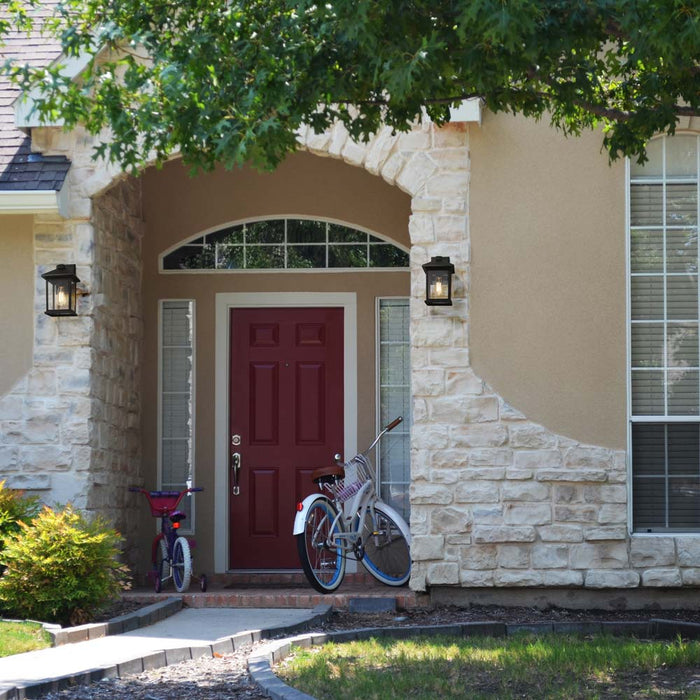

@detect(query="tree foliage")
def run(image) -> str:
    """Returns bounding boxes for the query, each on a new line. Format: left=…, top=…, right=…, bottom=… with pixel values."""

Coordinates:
left=4, top=0, right=700, bottom=172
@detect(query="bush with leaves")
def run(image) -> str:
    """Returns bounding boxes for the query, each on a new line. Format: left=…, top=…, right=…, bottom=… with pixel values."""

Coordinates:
left=0, top=480, right=41, bottom=553
left=0, top=505, right=130, bottom=625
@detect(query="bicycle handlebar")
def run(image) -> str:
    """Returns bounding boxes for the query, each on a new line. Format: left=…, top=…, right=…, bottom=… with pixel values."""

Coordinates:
left=385, top=416, right=403, bottom=432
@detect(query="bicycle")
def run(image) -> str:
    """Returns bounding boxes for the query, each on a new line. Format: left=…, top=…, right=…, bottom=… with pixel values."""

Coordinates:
left=293, top=416, right=411, bottom=593
left=129, top=486, right=207, bottom=593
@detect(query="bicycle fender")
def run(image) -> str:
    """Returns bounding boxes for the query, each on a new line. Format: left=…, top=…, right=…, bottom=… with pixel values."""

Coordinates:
left=293, top=494, right=332, bottom=535
left=373, top=501, right=412, bottom=545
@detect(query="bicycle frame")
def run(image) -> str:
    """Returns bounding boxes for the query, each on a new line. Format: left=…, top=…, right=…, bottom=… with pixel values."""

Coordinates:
left=293, top=417, right=406, bottom=555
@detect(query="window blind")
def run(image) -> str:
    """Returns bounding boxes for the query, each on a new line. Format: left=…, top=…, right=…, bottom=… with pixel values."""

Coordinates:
left=630, top=135, right=700, bottom=531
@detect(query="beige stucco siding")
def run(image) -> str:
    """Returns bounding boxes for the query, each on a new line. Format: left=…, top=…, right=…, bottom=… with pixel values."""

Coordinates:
left=0, top=216, right=34, bottom=396
left=469, top=113, right=626, bottom=449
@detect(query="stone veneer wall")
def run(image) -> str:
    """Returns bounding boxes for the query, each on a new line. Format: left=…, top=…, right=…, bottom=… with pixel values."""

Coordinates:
left=0, top=125, right=143, bottom=566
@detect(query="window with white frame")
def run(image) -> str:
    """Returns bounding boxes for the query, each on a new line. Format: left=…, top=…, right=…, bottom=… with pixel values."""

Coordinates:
left=160, top=300, right=195, bottom=528
left=161, top=218, right=409, bottom=271
left=629, top=134, right=700, bottom=531
left=377, top=298, right=411, bottom=522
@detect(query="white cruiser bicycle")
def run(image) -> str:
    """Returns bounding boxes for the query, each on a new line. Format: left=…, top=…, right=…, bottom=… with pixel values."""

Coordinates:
left=293, top=416, right=411, bottom=593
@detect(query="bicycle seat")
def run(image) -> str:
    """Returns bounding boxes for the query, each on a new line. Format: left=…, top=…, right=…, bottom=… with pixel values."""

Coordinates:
left=312, top=465, right=345, bottom=484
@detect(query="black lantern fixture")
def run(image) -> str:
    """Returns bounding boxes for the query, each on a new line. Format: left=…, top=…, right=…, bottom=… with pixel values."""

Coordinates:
left=422, top=256, right=455, bottom=306
left=41, top=264, right=79, bottom=316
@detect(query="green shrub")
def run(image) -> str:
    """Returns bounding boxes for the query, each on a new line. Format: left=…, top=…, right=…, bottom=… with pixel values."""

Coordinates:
left=0, top=480, right=41, bottom=548
left=0, top=505, right=130, bottom=625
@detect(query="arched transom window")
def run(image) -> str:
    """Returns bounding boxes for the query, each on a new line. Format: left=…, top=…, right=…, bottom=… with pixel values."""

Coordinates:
left=162, top=218, right=409, bottom=271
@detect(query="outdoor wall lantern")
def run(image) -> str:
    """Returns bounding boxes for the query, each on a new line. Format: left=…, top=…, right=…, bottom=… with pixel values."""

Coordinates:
left=422, top=256, right=455, bottom=306
left=41, top=264, right=79, bottom=316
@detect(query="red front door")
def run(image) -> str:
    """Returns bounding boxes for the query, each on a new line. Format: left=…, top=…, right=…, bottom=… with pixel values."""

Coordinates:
left=229, top=307, right=344, bottom=569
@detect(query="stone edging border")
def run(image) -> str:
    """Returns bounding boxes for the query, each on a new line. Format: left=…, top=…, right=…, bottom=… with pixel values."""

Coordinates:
left=49, top=597, right=184, bottom=646
left=0, top=603, right=333, bottom=700
left=248, top=618, right=700, bottom=700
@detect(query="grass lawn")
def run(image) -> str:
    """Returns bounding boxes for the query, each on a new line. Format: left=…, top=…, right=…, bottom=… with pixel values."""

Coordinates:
left=0, top=621, right=51, bottom=657
left=277, top=633, right=700, bottom=699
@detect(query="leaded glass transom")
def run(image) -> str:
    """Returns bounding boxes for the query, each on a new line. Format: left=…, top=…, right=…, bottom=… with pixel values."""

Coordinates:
left=162, top=219, right=409, bottom=271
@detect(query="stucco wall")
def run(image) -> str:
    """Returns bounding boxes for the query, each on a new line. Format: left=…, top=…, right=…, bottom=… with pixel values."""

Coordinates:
left=469, top=113, right=626, bottom=449
left=0, top=215, right=34, bottom=396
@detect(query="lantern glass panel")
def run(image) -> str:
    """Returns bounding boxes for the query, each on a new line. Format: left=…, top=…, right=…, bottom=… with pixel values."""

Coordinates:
left=428, top=271, right=451, bottom=301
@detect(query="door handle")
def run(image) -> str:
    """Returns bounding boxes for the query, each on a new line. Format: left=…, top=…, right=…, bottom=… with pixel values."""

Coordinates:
left=231, top=452, right=241, bottom=496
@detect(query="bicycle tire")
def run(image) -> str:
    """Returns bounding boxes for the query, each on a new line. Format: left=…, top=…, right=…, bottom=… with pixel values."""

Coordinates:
left=360, top=503, right=411, bottom=586
left=296, top=497, right=345, bottom=593
left=172, top=537, right=192, bottom=592
left=154, top=538, right=168, bottom=593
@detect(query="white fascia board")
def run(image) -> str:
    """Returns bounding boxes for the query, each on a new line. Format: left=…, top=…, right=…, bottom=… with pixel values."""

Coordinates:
left=448, top=98, right=483, bottom=125
left=14, top=51, right=94, bottom=129
left=0, top=190, right=64, bottom=215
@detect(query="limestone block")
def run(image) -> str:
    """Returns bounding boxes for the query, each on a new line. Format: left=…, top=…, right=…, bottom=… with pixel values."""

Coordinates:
left=537, top=469, right=608, bottom=483
left=584, top=526, right=627, bottom=541
left=570, top=542, right=628, bottom=569
left=597, top=504, right=628, bottom=525
left=431, top=469, right=461, bottom=485
left=499, top=401, right=526, bottom=421
left=412, top=535, right=445, bottom=561
left=459, top=570, right=495, bottom=587
left=494, top=570, right=544, bottom=587
left=585, top=570, right=640, bottom=588
left=0, top=446, right=19, bottom=469
left=427, top=562, right=460, bottom=585
left=466, top=467, right=507, bottom=480
left=410, top=482, right=454, bottom=505
left=412, top=424, right=449, bottom=450
left=411, top=196, right=443, bottom=213
left=506, top=469, right=535, bottom=480
left=543, top=571, right=584, bottom=586
left=501, top=481, right=550, bottom=502
left=409, top=213, right=435, bottom=244
left=341, top=138, right=367, bottom=168
left=72, top=445, right=92, bottom=471
left=58, top=368, right=91, bottom=394
left=412, top=369, right=446, bottom=396
left=381, top=152, right=407, bottom=186
left=594, top=485, right=628, bottom=504
left=442, top=197, right=467, bottom=215
left=410, top=564, right=428, bottom=592
left=677, top=538, right=700, bottom=567
left=531, top=545, right=569, bottom=569
left=425, top=172, right=469, bottom=199
left=452, top=424, right=509, bottom=448
left=434, top=214, right=467, bottom=242
left=431, top=506, right=472, bottom=534
left=555, top=485, right=584, bottom=503
left=514, top=450, right=563, bottom=470
left=428, top=148, right=469, bottom=172
left=564, top=447, right=614, bottom=470
left=460, top=544, right=497, bottom=570
left=497, top=545, right=530, bottom=569
left=397, top=152, right=437, bottom=195
left=412, top=318, right=455, bottom=348
left=469, top=449, right=513, bottom=468
left=472, top=506, right=503, bottom=524
left=3, top=417, right=60, bottom=444
left=641, top=568, right=682, bottom=587
left=364, top=126, right=398, bottom=174
left=473, top=526, right=536, bottom=544
left=539, top=525, right=584, bottom=542
left=681, top=569, right=700, bottom=585
left=554, top=505, right=599, bottom=523
left=432, top=123, right=468, bottom=148
left=19, top=445, right=71, bottom=471
left=430, top=347, right=470, bottom=367
left=0, top=396, right=23, bottom=420
left=5, top=473, right=51, bottom=490
left=503, top=503, right=551, bottom=526
left=509, top=425, right=557, bottom=449
left=327, top=122, right=349, bottom=157
left=454, top=481, right=500, bottom=503
left=431, top=449, right=469, bottom=469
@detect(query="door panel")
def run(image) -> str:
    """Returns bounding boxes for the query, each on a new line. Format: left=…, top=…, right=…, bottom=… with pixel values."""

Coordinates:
left=229, top=307, right=344, bottom=569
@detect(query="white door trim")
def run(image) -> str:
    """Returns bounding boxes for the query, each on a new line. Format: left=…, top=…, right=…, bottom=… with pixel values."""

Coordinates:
left=214, top=292, right=358, bottom=572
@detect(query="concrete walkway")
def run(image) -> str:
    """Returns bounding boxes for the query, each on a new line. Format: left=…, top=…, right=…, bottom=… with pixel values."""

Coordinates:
left=0, top=605, right=326, bottom=699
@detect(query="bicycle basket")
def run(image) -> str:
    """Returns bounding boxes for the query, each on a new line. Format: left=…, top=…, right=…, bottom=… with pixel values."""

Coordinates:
left=143, top=491, right=185, bottom=517
left=333, top=455, right=374, bottom=502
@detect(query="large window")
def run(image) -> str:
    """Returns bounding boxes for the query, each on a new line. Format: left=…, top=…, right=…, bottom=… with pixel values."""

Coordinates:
left=160, top=300, right=195, bottom=529
left=377, top=298, right=411, bottom=521
left=162, top=218, right=409, bottom=271
left=630, top=134, right=700, bottom=531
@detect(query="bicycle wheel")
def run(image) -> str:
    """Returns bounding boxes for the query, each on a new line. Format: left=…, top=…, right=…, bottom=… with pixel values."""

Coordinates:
left=296, top=498, right=345, bottom=593
left=154, top=538, right=168, bottom=593
left=172, top=537, right=192, bottom=592
left=360, top=504, right=411, bottom=586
